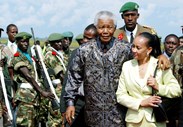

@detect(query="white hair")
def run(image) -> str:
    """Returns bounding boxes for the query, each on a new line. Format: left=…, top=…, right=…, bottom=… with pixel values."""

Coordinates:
left=94, top=11, right=117, bottom=27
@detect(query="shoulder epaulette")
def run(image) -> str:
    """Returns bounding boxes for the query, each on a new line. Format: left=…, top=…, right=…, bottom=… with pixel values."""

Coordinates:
left=143, top=25, right=157, bottom=35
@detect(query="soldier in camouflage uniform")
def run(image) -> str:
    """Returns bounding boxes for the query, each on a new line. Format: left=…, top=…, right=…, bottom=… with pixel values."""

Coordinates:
left=170, top=45, right=183, bottom=86
left=0, top=28, right=5, bottom=121
left=170, top=45, right=183, bottom=127
left=62, top=31, right=74, bottom=58
left=44, top=33, right=67, bottom=127
left=0, top=44, right=5, bottom=120
left=10, top=32, right=54, bottom=127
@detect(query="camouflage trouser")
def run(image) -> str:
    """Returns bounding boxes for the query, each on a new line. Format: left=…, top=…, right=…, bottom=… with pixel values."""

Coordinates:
left=16, top=102, right=36, bottom=127
left=46, top=84, right=62, bottom=127
left=35, top=96, right=49, bottom=124
left=47, top=101, right=62, bottom=127
left=1, top=102, right=14, bottom=127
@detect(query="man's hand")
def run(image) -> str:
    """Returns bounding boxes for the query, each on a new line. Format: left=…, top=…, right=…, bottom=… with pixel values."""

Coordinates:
left=66, top=106, right=75, bottom=125
left=158, top=54, right=170, bottom=70
left=61, top=112, right=66, bottom=127
left=2, top=104, right=8, bottom=114
left=11, top=99, right=17, bottom=109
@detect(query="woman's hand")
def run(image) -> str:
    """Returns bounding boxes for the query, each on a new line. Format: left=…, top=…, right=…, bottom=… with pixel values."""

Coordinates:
left=147, top=75, right=158, bottom=91
left=140, top=96, right=162, bottom=107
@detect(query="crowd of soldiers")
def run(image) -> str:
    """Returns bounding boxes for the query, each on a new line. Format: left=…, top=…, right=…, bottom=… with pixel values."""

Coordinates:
left=0, top=1, right=182, bottom=127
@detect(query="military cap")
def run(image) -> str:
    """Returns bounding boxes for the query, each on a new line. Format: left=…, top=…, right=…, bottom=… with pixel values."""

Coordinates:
left=75, top=34, right=83, bottom=41
left=48, top=33, right=64, bottom=42
left=15, top=32, right=32, bottom=40
left=62, top=31, right=74, bottom=38
left=119, top=2, right=139, bottom=13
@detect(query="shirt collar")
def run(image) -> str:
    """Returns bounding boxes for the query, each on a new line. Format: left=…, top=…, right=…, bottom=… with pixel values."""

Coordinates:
left=125, top=24, right=138, bottom=37
left=7, top=40, right=16, bottom=47
left=96, top=37, right=115, bottom=52
left=163, top=51, right=170, bottom=59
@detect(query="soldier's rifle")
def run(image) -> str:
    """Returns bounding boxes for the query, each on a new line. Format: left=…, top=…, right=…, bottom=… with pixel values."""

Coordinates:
left=0, top=48, right=13, bottom=123
left=31, top=28, right=60, bottom=110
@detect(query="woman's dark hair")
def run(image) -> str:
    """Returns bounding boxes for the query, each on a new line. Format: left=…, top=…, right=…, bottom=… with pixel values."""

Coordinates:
left=139, top=32, right=162, bottom=58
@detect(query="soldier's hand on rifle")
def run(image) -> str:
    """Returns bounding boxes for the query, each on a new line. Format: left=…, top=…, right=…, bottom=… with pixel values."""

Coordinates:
left=40, top=90, right=55, bottom=99
left=11, top=99, right=17, bottom=108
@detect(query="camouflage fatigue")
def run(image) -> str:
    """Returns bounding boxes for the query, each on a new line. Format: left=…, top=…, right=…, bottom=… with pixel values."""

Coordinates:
left=35, top=94, right=49, bottom=124
left=170, top=45, right=183, bottom=87
left=44, top=46, right=68, bottom=73
left=0, top=44, right=5, bottom=118
left=1, top=44, right=15, bottom=97
left=10, top=51, right=39, bottom=127
left=63, top=49, right=72, bottom=63
left=44, top=47, right=67, bottom=127
left=0, top=44, right=14, bottom=127
left=16, top=102, right=36, bottom=127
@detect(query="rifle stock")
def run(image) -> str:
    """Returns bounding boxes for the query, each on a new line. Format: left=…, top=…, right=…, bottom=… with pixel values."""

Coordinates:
left=31, top=28, right=60, bottom=110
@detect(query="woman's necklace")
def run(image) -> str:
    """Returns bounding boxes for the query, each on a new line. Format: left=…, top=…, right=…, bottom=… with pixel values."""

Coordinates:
left=138, top=61, right=149, bottom=78
left=139, top=65, right=146, bottom=72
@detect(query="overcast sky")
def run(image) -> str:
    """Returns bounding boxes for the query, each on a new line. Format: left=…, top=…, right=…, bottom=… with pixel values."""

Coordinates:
left=0, top=0, right=183, bottom=40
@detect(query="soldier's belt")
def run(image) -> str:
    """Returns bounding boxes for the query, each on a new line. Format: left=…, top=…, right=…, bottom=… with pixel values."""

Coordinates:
left=52, top=79, right=61, bottom=85
left=20, top=83, right=41, bottom=89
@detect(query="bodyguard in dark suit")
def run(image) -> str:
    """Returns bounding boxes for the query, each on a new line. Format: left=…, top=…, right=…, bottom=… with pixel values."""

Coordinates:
left=60, top=24, right=97, bottom=127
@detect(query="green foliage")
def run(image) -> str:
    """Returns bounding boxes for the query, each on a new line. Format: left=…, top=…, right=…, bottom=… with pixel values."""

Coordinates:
left=0, top=38, right=7, bottom=44
left=70, top=40, right=79, bottom=49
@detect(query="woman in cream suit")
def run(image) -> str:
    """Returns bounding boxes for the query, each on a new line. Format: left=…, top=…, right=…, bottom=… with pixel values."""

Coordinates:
left=116, top=32, right=182, bottom=127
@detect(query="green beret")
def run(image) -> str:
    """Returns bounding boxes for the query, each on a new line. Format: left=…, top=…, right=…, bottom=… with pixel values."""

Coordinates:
left=75, top=34, right=83, bottom=40
left=48, top=33, right=64, bottom=42
left=62, top=31, right=74, bottom=38
left=15, top=32, right=32, bottom=40
left=119, top=2, right=139, bottom=13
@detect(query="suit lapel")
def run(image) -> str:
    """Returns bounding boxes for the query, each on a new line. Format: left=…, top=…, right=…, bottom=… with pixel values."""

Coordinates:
left=130, top=57, right=158, bottom=88
left=130, top=59, right=144, bottom=87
